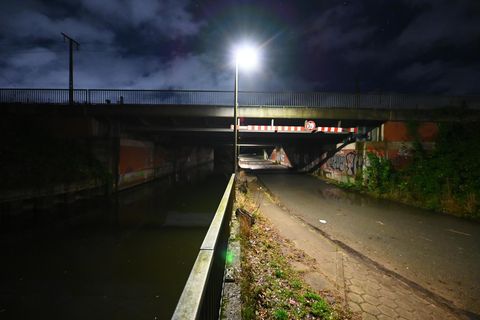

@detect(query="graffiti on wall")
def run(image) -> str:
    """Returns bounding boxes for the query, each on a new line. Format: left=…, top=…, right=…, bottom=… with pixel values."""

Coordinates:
left=325, top=151, right=363, bottom=176
left=269, top=147, right=292, bottom=167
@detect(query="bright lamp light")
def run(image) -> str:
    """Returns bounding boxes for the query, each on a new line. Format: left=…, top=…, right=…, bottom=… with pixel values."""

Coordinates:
left=234, top=43, right=260, bottom=71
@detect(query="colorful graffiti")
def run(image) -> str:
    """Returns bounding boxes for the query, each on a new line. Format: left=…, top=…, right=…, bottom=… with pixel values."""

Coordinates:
left=325, top=151, right=363, bottom=176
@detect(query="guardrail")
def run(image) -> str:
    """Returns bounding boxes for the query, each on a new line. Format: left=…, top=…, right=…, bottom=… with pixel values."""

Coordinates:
left=1, top=88, right=479, bottom=109
left=172, top=174, right=235, bottom=320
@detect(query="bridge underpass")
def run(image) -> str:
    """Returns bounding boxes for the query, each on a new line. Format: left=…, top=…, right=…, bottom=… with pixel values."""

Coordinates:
left=2, top=89, right=480, bottom=319
left=122, top=117, right=375, bottom=172
left=3, top=89, right=478, bottom=174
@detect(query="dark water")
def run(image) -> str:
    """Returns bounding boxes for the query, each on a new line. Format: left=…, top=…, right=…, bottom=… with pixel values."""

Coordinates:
left=0, top=172, right=229, bottom=320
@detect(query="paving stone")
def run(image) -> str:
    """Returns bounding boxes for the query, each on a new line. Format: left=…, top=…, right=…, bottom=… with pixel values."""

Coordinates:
left=366, top=279, right=382, bottom=291
left=361, top=302, right=381, bottom=316
left=363, top=313, right=378, bottom=320
left=395, top=307, right=414, bottom=319
left=378, top=296, right=398, bottom=309
left=364, top=284, right=382, bottom=298
left=363, top=294, right=381, bottom=306
left=413, top=307, right=432, bottom=319
left=349, top=284, right=363, bottom=295
left=378, top=304, right=398, bottom=318
left=347, top=291, right=364, bottom=304
left=378, top=289, right=398, bottom=301
left=348, top=301, right=362, bottom=313
left=350, top=277, right=366, bottom=288
left=412, top=308, right=436, bottom=320
left=377, top=314, right=395, bottom=320
left=395, top=298, right=415, bottom=312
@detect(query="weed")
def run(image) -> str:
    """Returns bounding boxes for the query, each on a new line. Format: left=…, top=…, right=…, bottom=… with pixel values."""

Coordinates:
left=305, top=292, right=322, bottom=301
left=242, top=305, right=255, bottom=320
left=312, top=300, right=332, bottom=318
left=274, top=308, right=288, bottom=320
left=275, top=268, right=284, bottom=278
left=291, top=279, right=303, bottom=289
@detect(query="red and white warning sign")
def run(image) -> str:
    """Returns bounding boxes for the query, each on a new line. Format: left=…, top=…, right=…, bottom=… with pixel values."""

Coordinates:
left=230, top=124, right=358, bottom=134
left=304, top=120, right=316, bottom=130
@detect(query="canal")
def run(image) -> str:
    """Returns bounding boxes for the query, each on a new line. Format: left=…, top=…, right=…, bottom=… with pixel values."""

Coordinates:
left=0, top=170, right=229, bottom=319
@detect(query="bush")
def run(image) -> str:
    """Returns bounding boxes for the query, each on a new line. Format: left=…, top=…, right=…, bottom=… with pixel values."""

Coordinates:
left=358, top=123, right=480, bottom=219
left=364, top=153, right=395, bottom=193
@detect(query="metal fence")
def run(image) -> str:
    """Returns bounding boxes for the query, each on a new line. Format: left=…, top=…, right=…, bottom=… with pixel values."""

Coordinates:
left=0, top=88, right=88, bottom=104
left=172, top=174, right=235, bottom=320
left=1, top=88, right=479, bottom=109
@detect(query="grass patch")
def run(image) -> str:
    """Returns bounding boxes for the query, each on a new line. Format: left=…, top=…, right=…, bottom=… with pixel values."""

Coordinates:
left=236, top=182, right=352, bottom=320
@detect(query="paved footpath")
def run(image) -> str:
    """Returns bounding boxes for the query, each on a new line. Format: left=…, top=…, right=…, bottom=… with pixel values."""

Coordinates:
left=252, top=181, right=470, bottom=320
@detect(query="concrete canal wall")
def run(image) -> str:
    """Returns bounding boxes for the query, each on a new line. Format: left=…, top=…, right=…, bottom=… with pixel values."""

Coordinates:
left=118, top=138, right=214, bottom=190
left=0, top=116, right=215, bottom=210
left=319, top=121, right=438, bottom=183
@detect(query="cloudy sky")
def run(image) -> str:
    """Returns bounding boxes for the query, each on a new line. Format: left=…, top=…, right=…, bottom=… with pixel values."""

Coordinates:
left=0, top=0, right=479, bottom=94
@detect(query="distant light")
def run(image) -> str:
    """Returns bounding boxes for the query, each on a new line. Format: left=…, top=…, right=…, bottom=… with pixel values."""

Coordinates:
left=233, top=42, right=260, bottom=71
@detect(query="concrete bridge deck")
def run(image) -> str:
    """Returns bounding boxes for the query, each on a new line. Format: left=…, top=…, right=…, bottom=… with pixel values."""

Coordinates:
left=1, top=89, right=479, bottom=122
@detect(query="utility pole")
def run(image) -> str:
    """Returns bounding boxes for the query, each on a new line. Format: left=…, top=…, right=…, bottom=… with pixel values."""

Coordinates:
left=61, top=32, right=79, bottom=105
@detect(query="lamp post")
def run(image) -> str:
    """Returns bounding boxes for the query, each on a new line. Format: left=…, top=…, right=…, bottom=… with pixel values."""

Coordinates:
left=234, top=59, right=239, bottom=174
left=233, top=43, right=260, bottom=174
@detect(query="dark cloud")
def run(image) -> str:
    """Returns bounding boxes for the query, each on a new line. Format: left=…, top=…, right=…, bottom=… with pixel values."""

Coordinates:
left=0, top=0, right=479, bottom=94
left=398, top=60, right=480, bottom=94
left=77, top=0, right=202, bottom=38
left=306, top=2, right=376, bottom=51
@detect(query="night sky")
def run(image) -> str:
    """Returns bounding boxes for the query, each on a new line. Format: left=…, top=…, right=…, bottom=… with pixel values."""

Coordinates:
left=0, top=0, right=479, bottom=94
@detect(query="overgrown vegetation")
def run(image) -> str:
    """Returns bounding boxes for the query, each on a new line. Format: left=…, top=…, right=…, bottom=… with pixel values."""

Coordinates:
left=348, top=123, right=480, bottom=219
left=236, top=182, right=352, bottom=319
left=0, top=119, right=111, bottom=192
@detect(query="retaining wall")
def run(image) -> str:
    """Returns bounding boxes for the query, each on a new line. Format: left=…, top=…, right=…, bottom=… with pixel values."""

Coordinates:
left=320, top=121, right=438, bottom=183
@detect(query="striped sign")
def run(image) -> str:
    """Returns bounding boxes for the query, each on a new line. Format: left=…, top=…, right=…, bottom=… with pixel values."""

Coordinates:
left=230, top=125, right=357, bottom=134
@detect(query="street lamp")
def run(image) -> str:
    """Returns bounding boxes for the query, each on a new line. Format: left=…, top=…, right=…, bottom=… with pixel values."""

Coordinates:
left=233, top=43, right=260, bottom=174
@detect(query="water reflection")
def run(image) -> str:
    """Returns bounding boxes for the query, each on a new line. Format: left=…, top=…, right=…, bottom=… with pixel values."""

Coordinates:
left=0, top=168, right=227, bottom=320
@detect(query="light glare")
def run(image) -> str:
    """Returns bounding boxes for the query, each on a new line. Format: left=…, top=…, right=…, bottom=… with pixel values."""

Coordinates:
left=234, top=43, right=260, bottom=71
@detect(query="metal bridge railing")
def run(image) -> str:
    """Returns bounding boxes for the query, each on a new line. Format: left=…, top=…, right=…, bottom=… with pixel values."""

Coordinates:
left=172, top=174, right=235, bottom=320
left=0, top=88, right=479, bottom=109
left=88, top=89, right=233, bottom=105
left=0, top=88, right=88, bottom=104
